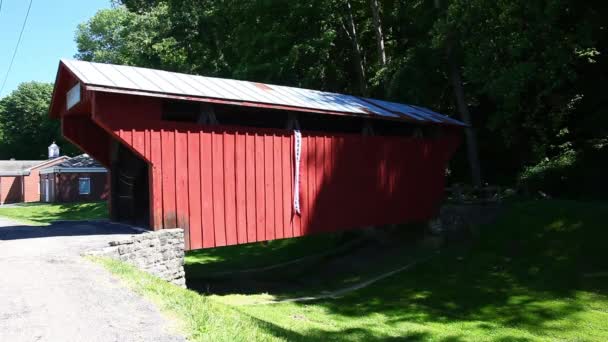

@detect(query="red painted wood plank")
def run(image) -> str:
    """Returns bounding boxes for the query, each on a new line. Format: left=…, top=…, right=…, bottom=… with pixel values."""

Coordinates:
left=273, top=135, right=284, bottom=240
left=245, top=133, right=257, bottom=243
left=211, top=132, right=227, bottom=246
left=200, top=132, right=215, bottom=248
left=235, top=133, right=248, bottom=244
left=254, top=134, right=266, bottom=241
left=332, top=136, right=346, bottom=231
left=223, top=133, right=238, bottom=246
left=303, top=136, right=313, bottom=234
left=161, top=129, right=177, bottom=228
left=308, top=136, right=319, bottom=233
left=315, top=135, right=326, bottom=232
left=175, top=129, right=190, bottom=249
left=144, top=129, right=151, bottom=160
left=281, top=134, right=293, bottom=238
left=321, top=136, right=335, bottom=232
left=313, top=135, right=321, bottom=232
left=132, top=129, right=145, bottom=156
left=354, top=135, right=369, bottom=227
left=150, top=129, right=163, bottom=229
left=341, top=135, right=359, bottom=229
left=187, top=130, right=202, bottom=250
left=263, top=134, right=275, bottom=241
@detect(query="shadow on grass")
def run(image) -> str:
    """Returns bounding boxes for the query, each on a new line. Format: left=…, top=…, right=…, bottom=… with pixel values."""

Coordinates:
left=186, top=200, right=608, bottom=341
left=186, top=225, right=430, bottom=297
left=185, top=232, right=345, bottom=276
left=249, top=312, right=433, bottom=341
left=286, top=200, right=608, bottom=339
left=0, top=220, right=139, bottom=241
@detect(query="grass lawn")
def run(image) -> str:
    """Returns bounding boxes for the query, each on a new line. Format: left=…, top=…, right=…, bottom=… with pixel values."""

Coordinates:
left=0, top=201, right=108, bottom=225
left=96, top=199, right=608, bottom=341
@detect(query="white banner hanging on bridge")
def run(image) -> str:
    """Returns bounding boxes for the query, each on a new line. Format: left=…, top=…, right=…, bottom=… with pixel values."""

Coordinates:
left=293, top=130, right=302, bottom=215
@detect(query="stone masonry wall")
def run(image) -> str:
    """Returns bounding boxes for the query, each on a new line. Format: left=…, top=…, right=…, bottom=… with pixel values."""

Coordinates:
left=88, top=228, right=186, bottom=287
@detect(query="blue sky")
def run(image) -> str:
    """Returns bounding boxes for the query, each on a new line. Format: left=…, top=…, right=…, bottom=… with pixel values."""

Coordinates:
left=0, top=0, right=111, bottom=98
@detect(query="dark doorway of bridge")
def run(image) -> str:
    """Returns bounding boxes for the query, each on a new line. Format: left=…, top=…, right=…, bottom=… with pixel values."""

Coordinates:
left=110, top=141, right=150, bottom=228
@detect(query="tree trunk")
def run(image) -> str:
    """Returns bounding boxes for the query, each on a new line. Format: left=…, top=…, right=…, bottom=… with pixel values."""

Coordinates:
left=447, top=44, right=482, bottom=187
left=435, top=0, right=482, bottom=187
left=369, top=0, right=387, bottom=66
left=343, top=0, right=368, bottom=96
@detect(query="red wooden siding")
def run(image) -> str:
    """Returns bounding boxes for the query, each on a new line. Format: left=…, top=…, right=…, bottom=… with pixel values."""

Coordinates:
left=0, top=176, right=22, bottom=204
left=80, top=92, right=461, bottom=250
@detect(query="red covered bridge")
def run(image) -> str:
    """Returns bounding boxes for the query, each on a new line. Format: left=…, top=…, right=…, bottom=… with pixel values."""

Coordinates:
left=49, top=59, right=463, bottom=250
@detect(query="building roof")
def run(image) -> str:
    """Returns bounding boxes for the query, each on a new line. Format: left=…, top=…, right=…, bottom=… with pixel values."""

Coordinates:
left=56, top=59, right=465, bottom=127
left=39, top=154, right=107, bottom=174
left=0, top=157, right=70, bottom=176
left=55, top=154, right=104, bottom=168
left=0, top=161, right=45, bottom=176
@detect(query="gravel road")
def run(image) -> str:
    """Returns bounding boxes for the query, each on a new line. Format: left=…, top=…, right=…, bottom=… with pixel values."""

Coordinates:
left=0, top=217, right=186, bottom=342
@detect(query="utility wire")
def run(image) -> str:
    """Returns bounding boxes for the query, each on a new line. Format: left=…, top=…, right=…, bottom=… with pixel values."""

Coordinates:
left=0, top=0, right=34, bottom=97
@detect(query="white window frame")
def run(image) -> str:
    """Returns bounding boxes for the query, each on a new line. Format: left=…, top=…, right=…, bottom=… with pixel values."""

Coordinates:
left=79, top=177, right=91, bottom=195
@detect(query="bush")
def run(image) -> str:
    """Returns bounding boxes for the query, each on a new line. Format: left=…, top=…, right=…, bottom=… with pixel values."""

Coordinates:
left=518, top=143, right=608, bottom=198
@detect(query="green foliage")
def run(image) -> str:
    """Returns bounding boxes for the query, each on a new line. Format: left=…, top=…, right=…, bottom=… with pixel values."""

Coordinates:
left=74, top=8, right=139, bottom=65
left=519, top=141, right=608, bottom=198
left=75, top=5, right=187, bottom=71
left=443, top=1, right=593, bottom=149
left=0, top=82, right=79, bottom=159
left=519, top=146, right=578, bottom=195
left=74, top=0, right=608, bottom=195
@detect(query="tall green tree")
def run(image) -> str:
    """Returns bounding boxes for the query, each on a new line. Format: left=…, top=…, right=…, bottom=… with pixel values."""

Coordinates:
left=75, top=5, right=189, bottom=72
left=0, top=82, right=78, bottom=159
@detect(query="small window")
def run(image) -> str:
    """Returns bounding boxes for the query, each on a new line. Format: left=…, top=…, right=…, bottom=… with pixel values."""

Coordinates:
left=79, top=177, right=91, bottom=195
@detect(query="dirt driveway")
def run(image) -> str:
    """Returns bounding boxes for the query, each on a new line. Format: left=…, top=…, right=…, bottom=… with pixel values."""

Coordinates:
left=0, top=217, right=185, bottom=342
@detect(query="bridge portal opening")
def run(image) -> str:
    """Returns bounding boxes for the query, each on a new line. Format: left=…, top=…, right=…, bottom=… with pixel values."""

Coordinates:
left=110, top=141, right=150, bottom=228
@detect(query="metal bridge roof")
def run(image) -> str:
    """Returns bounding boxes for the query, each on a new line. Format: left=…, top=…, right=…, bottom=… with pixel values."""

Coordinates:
left=60, top=59, right=465, bottom=126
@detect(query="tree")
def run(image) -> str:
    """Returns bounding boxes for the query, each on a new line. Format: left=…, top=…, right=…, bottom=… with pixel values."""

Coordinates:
left=434, top=0, right=482, bottom=186
left=369, top=0, right=387, bottom=66
left=75, top=5, right=189, bottom=72
left=0, top=82, right=79, bottom=159
left=341, top=0, right=368, bottom=95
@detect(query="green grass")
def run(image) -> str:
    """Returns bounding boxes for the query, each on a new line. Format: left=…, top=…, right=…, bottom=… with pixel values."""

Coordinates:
left=0, top=201, right=108, bottom=225
left=97, top=200, right=608, bottom=341
left=92, top=257, right=294, bottom=342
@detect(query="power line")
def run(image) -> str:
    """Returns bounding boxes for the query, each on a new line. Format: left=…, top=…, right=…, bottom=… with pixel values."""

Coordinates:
left=0, top=0, right=34, bottom=97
